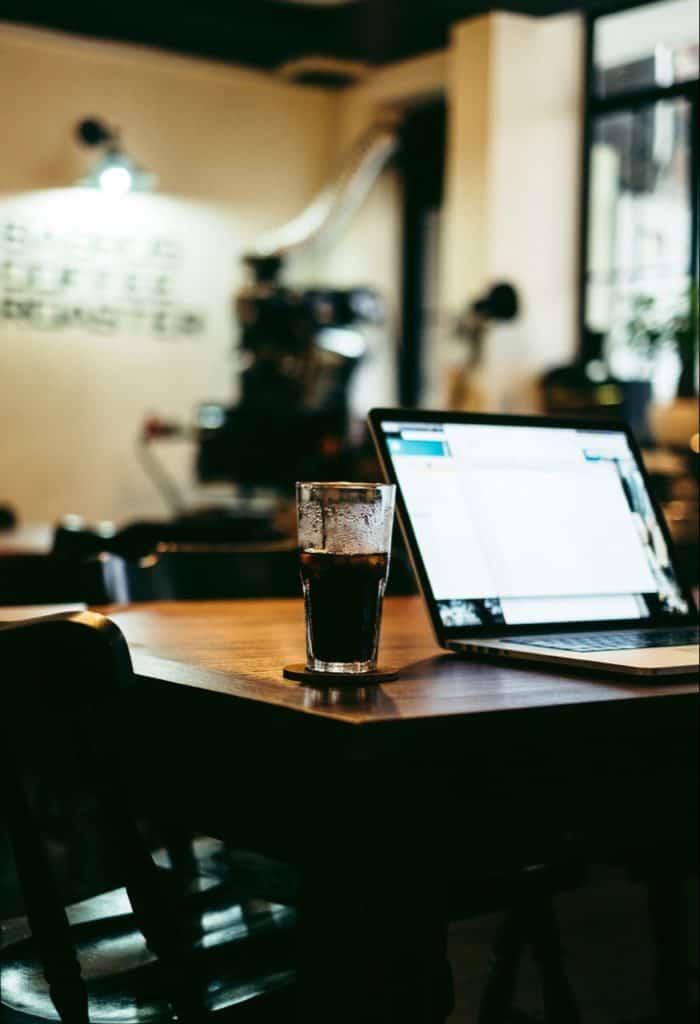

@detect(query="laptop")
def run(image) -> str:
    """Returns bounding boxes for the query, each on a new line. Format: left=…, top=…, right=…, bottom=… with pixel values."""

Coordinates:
left=368, top=409, right=699, bottom=677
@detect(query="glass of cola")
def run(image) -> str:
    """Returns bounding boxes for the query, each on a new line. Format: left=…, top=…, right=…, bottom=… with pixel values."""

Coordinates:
left=296, top=482, right=396, bottom=674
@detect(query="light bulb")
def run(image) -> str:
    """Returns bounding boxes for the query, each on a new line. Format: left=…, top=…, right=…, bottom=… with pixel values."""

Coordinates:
left=98, top=165, right=133, bottom=196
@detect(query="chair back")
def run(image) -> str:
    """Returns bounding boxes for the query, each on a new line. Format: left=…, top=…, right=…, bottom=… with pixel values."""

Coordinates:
left=95, top=542, right=301, bottom=602
left=52, top=516, right=285, bottom=561
left=0, top=555, right=102, bottom=606
left=1, top=612, right=139, bottom=912
left=156, top=542, right=301, bottom=599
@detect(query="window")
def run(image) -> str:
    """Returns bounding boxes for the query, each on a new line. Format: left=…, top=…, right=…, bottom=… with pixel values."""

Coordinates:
left=582, top=0, right=699, bottom=397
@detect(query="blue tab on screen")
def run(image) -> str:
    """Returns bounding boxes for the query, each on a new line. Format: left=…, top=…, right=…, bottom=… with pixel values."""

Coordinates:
left=388, top=439, right=447, bottom=457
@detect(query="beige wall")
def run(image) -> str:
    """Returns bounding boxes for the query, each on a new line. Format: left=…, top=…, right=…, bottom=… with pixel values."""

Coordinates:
left=0, top=13, right=585, bottom=525
left=0, top=23, right=337, bottom=523
left=436, top=11, right=584, bottom=409
left=0, top=24, right=336, bottom=210
left=322, top=12, right=584, bottom=411
left=441, top=17, right=492, bottom=316
left=483, top=12, right=584, bottom=411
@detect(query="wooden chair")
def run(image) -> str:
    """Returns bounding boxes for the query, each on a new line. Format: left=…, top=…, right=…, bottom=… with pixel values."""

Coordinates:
left=0, top=611, right=295, bottom=1023
left=91, top=542, right=301, bottom=603
left=0, top=555, right=98, bottom=607
left=51, top=517, right=286, bottom=561
left=80, top=544, right=303, bottom=907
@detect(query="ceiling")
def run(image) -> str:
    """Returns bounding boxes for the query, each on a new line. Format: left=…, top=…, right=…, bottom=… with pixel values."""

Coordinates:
left=0, top=0, right=610, bottom=74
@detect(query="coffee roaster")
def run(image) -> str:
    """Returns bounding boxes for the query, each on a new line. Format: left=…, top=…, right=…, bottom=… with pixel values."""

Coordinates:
left=196, top=120, right=399, bottom=490
left=196, top=274, right=383, bottom=488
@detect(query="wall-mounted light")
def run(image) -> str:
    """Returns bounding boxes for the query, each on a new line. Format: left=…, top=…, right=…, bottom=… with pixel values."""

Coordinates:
left=75, top=118, right=157, bottom=195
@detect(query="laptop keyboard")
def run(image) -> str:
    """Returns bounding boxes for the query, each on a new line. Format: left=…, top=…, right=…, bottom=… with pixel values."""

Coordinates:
left=507, top=627, right=699, bottom=653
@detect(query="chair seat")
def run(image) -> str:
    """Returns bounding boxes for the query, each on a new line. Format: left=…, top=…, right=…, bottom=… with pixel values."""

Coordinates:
left=1, top=886, right=296, bottom=1022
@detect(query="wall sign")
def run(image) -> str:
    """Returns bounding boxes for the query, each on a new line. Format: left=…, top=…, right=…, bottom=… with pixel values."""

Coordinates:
left=0, top=190, right=235, bottom=342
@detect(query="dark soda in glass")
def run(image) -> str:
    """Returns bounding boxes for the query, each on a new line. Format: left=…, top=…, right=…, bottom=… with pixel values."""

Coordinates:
left=299, top=549, right=389, bottom=667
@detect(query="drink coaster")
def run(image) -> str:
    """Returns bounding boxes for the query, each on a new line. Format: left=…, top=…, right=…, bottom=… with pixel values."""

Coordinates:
left=283, top=663, right=399, bottom=684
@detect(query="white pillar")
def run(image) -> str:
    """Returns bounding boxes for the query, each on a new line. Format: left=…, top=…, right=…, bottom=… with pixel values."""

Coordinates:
left=438, top=11, right=584, bottom=411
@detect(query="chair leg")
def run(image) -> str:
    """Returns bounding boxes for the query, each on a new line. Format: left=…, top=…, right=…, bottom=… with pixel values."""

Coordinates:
left=525, top=890, right=581, bottom=1024
left=162, top=826, right=200, bottom=886
left=646, top=875, right=690, bottom=1022
left=160, top=826, right=206, bottom=943
left=118, top=831, right=206, bottom=1022
left=477, top=881, right=582, bottom=1024
left=4, top=760, right=90, bottom=1024
left=477, top=904, right=526, bottom=1024
left=85, top=735, right=208, bottom=1023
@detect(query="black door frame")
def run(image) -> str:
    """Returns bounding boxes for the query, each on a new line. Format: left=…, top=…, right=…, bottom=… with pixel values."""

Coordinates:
left=398, top=100, right=446, bottom=407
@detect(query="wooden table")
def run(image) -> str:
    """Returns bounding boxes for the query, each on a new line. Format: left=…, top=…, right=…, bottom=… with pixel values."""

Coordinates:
left=106, top=597, right=698, bottom=1023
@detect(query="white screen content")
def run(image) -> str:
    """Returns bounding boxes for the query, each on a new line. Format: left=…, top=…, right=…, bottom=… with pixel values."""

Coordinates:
left=382, top=421, right=688, bottom=627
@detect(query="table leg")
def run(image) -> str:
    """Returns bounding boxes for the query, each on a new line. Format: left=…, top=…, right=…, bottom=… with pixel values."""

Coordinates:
left=297, top=866, right=452, bottom=1022
left=295, top=784, right=453, bottom=1024
left=647, top=874, right=690, bottom=1020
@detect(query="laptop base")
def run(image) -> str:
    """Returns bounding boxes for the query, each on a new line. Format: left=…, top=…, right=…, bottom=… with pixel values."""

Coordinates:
left=449, top=638, right=699, bottom=677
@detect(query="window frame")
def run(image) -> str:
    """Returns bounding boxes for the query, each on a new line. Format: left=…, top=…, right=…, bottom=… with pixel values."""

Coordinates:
left=578, top=0, right=699, bottom=355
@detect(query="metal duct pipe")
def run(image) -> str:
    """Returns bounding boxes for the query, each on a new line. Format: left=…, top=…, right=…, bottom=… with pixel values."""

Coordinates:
left=248, top=116, right=400, bottom=261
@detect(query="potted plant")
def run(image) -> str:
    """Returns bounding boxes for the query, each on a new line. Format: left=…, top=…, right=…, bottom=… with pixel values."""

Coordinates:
left=618, top=286, right=699, bottom=441
left=625, top=285, right=698, bottom=395
left=667, top=282, right=699, bottom=398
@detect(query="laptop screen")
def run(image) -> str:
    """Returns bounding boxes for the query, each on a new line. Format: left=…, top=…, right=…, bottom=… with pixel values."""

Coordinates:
left=377, top=418, right=690, bottom=629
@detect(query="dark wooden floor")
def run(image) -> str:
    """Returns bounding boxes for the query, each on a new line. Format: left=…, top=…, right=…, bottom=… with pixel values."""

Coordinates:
left=448, top=865, right=698, bottom=1022
left=2, top=828, right=697, bottom=1022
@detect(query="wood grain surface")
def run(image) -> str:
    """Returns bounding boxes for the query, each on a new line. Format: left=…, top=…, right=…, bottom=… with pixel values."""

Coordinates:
left=105, top=598, right=698, bottom=728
